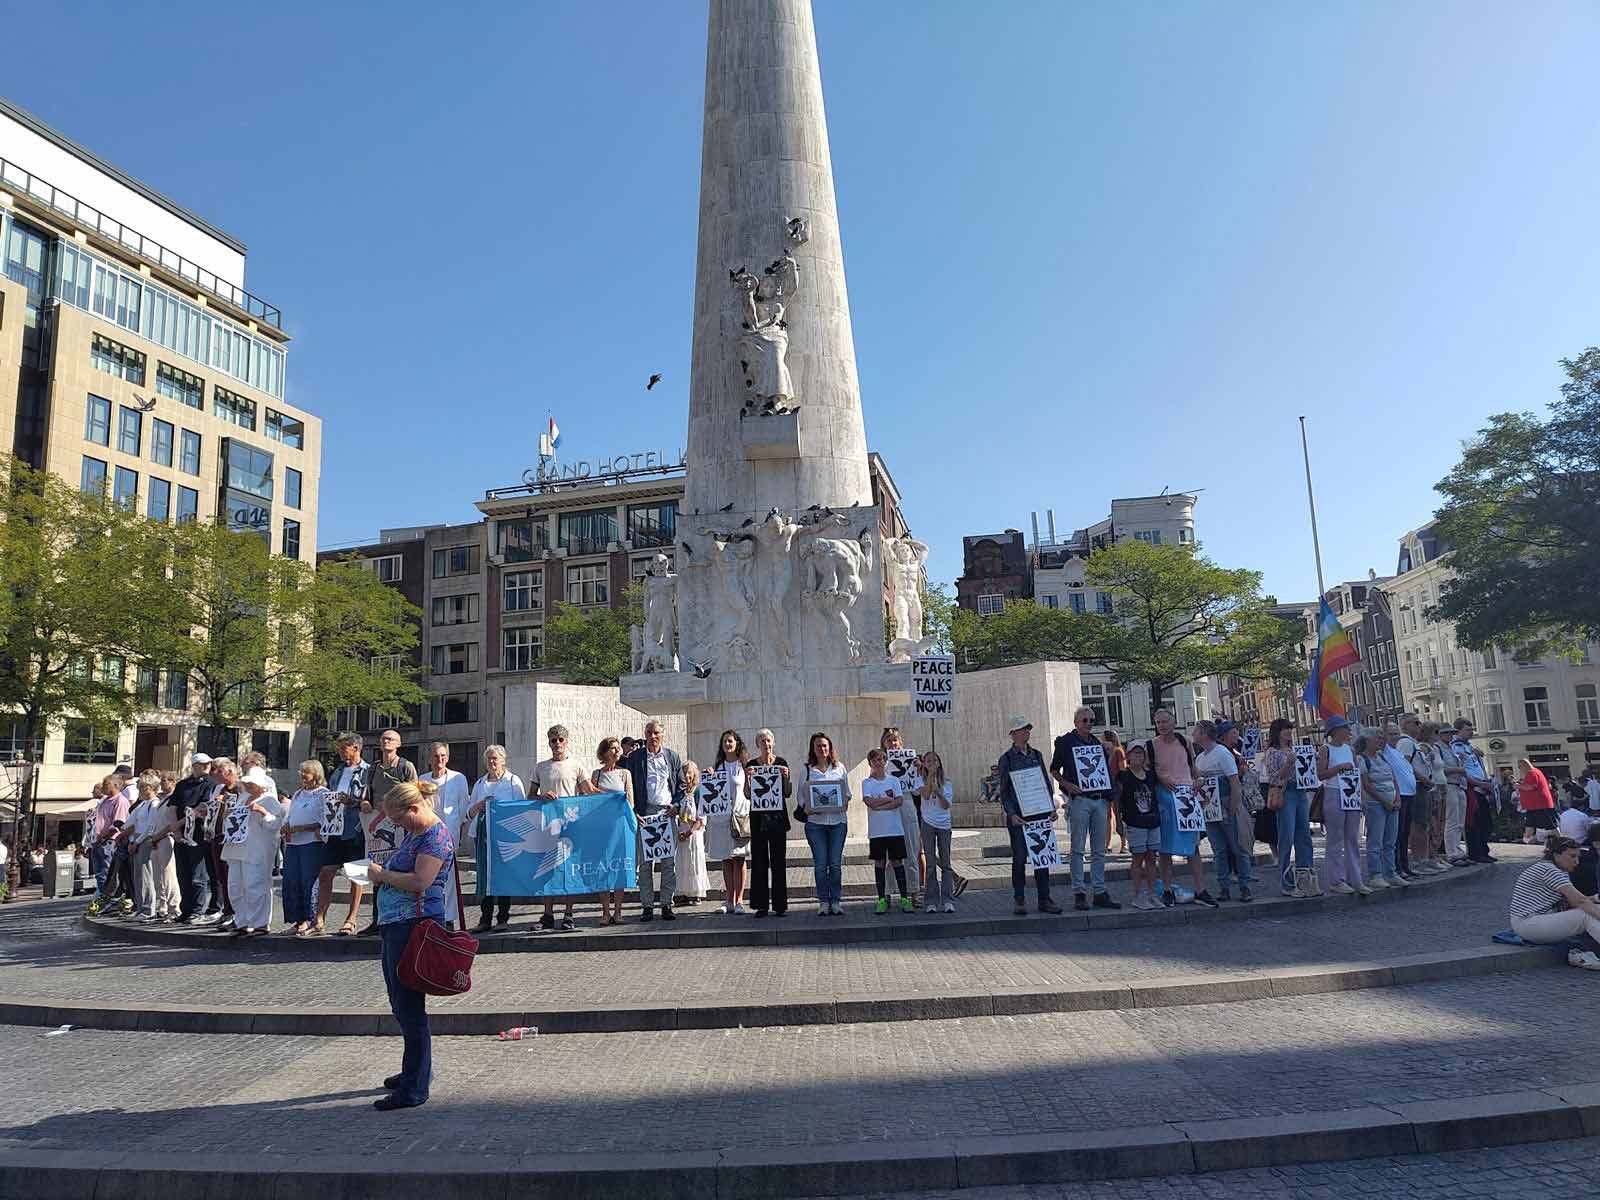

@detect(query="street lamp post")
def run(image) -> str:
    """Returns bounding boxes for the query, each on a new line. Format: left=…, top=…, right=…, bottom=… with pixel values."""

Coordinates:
left=3, top=754, right=34, bottom=902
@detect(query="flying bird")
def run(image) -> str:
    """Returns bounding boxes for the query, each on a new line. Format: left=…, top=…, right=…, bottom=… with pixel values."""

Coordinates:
left=740, top=518, right=755, bottom=528
left=688, top=658, right=715, bottom=679
left=647, top=374, right=663, bottom=391
left=497, top=808, right=572, bottom=878
left=679, top=541, right=694, bottom=558
left=719, top=501, right=735, bottom=512
left=133, top=396, right=157, bottom=413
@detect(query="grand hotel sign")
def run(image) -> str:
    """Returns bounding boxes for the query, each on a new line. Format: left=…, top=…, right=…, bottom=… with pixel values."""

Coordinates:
left=522, top=447, right=687, bottom=488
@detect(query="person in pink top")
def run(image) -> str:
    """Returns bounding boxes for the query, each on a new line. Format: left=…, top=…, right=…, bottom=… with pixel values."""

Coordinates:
left=1518, top=758, right=1557, bottom=845
left=87, top=777, right=129, bottom=912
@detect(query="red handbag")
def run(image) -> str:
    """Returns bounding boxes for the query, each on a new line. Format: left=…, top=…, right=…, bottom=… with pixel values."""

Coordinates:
left=397, top=855, right=478, bottom=996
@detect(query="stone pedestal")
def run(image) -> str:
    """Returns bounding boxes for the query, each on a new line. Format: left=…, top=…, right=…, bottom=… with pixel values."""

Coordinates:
left=505, top=683, right=686, bottom=784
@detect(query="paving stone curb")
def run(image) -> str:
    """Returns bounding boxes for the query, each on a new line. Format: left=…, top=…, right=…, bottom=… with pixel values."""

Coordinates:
left=77, top=859, right=1495, bottom=956
left=3, top=1082, right=1595, bottom=1199
left=1, top=936, right=1553, bottom=1038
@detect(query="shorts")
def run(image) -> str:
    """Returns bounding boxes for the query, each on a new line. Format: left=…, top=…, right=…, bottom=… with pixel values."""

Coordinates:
left=322, top=833, right=364, bottom=868
left=1527, top=808, right=1557, bottom=830
left=869, top=835, right=906, bottom=862
left=1125, top=825, right=1160, bottom=854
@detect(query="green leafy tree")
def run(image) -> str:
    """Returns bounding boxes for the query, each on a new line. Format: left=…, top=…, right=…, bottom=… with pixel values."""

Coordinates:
left=541, top=585, right=643, bottom=685
left=0, top=459, right=179, bottom=890
left=1430, top=347, right=1600, bottom=658
left=158, top=524, right=426, bottom=741
left=919, top=583, right=957, bottom=653
left=1070, top=541, right=1305, bottom=718
left=950, top=599, right=1076, bottom=670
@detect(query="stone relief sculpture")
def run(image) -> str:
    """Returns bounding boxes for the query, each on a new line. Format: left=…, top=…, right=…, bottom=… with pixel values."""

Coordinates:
left=801, top=524, right=875, bottom=665
left=884, top=535, right=931, bottom=662
left=739, top=508, right=836, bottom=666
left=628, top=624, right=645, bottom=675
left=685, top=526, right=757, bottom=670
left=730, top=218, right=808, bottom=416
left=640, top=553, right=678, bottom=673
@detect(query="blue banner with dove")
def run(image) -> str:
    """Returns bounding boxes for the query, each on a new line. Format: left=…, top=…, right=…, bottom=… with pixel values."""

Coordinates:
left=482, top=791, right=637, bottom=897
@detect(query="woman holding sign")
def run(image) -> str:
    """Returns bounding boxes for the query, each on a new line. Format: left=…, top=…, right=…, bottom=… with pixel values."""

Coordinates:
left=220, top=766, right=286, bottom=936
left=1147, top=709, right=1218, bottom=909
left=592, top=737, right=633, bottom=925
left=467, top=745, right=526, bottom=933
left=743, top=729, right=793, bottom=918
left=1317, top=716, right=1368, bottom=895
left=676, top=760, right=710, bottom=903
left=798, top=732, right=850, bottom=915
left=707, top=730, right=750, bottom=914
left=281, top=761, right=331, bottom=935
left=1262, top=719, right=1314, bottom=896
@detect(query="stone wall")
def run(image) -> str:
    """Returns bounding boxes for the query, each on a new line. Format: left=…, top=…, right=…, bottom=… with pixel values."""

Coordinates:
left=504, top=683, right=688, bottom=783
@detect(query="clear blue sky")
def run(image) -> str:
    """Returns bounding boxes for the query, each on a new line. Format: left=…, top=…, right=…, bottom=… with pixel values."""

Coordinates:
left=10, top=2, right=1598, bottom=601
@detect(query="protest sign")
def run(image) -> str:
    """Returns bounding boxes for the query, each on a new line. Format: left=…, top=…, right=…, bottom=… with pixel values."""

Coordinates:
left=1023, top=816, right=1061, bottom=868
left=484, top=791, right=638, bottom=896
left=1072, top=743, right=1111, bottom=793
left=1010, top=767, right=1055, bottom=818
left=1173, top=784, right=1206, bottom=833
left=911, top=654, right=955, bottom=718
left=749, top=764, right=785, bottom=812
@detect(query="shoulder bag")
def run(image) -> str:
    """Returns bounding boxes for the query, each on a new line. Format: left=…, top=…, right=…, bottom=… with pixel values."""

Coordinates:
left=397, top=850, right=478, bottom=997
left=731, top=765, right=752, bottom=838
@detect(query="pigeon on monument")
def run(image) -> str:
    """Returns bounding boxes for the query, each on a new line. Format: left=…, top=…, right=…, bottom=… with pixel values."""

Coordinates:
left=688, top=659, right=715, bottom=679
left=647, top=374, right=663, bottom=391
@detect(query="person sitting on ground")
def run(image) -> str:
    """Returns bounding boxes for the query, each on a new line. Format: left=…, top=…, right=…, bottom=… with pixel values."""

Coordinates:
left=1571, top=823, right=1600, bottom=899
left=1507, top=837, right=1600, bottom=970
left=862, top=748, right=911, bottom=914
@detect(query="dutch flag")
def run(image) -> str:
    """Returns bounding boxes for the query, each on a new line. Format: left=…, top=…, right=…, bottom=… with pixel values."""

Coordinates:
left=541, top=415, right=561, bottom=457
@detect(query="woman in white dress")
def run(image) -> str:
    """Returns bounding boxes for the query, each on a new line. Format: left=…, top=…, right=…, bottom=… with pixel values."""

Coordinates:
left=466, top=744, right=526, bottom=933
left=705, top=730, right=750, bottom=914
left=591, top=737, right=633, bottom=926
left=220, top=764, right=286, bottom=936
left=675, top=760, right=710, bottom=903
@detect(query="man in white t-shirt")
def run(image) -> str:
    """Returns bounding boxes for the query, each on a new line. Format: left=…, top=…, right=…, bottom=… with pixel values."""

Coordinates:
left=532, top=724, right=594, bottom=932
left=862, top=748, right=912, bottom=913
left=422, top=741, right=469, bottom=928
left=1585, top=771, right=1600, bottom=815
left=1192, top=721, right=1253, bottom=902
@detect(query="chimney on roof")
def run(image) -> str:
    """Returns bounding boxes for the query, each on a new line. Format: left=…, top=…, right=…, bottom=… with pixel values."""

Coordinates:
left=1030, top=511, right=1040, bottom=549
left=1047, top=509, right=1057, bottom=542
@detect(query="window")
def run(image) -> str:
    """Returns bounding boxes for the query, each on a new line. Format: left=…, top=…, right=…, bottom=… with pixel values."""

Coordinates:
left=179, top=429, right=201, bottom=475
left=1096, top=591, right=1114, bottom=614
left=0, top=721, right=44, bottom=761
left=1178, top=528, right=1193, bottom=544
left=370, top=654, right=404, bottom=675
left=176, top=486, right=199, bottom=524
left=91, top=334, right=146, bottom=385
left=282, top=518, right=301, bottom=560
left=1132, top=530, right=1162, bottom=544
left=503, top=626, right=541, bottom=671
left=1083, top=683, right=1125, bottom=729
left=196, top=726, right=236, bottom=760
left=117, top=406, right=142, bottom=456
left=155, top=362, right=204, bottom=409
left=631, top=556, right=656, bottom=589
left=431, top=643, right=479, bottom=675
left=264, top=408, right=304, bottom=449
left=334, top=707, right=361, bottom=733
left=433, top=545, right=480, bottom=578
left=284, top=467, right=302, bottom=509
left=135, top=665, right=159, bottom=706
left=1463, top=691, right=1476, bottom=727
left=1481, top=646, right=1497, bottom=670
left=496, top=518, right=546, bottom=563
left=213, top=387, right=256, bottom=430
left=248, top=730, right=290, bottom=770
left=150, top=419, right=174, bottom=467
left=1515, top=648, right=1542, bottom=667
left=1042, top=594, right=1059, bottom=609
left=85, top=395, right=111, bottom=446
left=63, top=722, right=118, bottom=765
left=977, top=594, right=1005, bottom=615
left=1577, top=684, right=1600, bottom=728
left=162, top=669, right=189, bottom=711
left=1524, top=686, right=1553, bottom=729
left=1069, top=592, right=1086, bottom=615
left=91, top=262, right=142, bottom=332
left=504, top=569, right=543, bottom=613
left=114, top=465, right=136, bottom=510
left=429, top=694, right=478, bottom=725
left=558, top=509, right=618, bottom=556
left=219, top=439, right=273, bottom=542
left=368, top=555, right=403, bottom=583
left=3, top=218, right=47, bottom=297
left=147, top=477, right=171, bottom=522
left=565, top=562, right=609, bottom=606
left=431, top=594, right=479, bottom=625
left=626, top=501, right=678, bottom=548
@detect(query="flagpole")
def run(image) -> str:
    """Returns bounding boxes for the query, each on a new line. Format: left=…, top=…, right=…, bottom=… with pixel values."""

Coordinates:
left=1298, top=416, right=1327, bottom=600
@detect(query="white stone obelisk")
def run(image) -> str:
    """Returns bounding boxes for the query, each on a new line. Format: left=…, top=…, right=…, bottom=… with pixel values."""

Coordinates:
left=624, top=0, right=908, bottom=816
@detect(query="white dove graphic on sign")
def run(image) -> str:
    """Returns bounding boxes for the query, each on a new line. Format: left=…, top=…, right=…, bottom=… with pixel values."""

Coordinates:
left=498, top=808, right=573, bottom=878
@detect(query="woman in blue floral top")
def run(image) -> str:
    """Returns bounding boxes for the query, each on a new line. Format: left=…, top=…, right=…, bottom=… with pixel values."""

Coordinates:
left=366, top=782, right=454, bottom=1111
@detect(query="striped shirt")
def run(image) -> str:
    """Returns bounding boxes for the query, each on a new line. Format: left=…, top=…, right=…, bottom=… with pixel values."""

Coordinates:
left=1509, top=861, right=1571, bottom=921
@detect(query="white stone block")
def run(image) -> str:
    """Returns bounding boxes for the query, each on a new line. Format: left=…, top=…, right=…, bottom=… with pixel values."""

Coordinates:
left=504, top=682, right=686, bottom=784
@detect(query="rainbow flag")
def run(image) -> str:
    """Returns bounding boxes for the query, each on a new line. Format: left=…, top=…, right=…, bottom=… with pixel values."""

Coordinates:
left=1302, top=599, right=1360, bottom=718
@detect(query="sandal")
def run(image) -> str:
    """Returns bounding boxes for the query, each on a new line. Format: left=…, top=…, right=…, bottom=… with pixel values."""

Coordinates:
left=336, top=921, right=356, bottom=937
left=308, top=918, right=326, bottom=936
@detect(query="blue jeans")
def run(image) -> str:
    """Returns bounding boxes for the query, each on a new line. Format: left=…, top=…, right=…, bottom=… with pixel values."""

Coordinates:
left=379, top=920, right=431, bottom=1104
left=1364, top=800, right=1400, bottom=879
left=1207, top=814, right=1254, bottom=890
left=174, top=840, right=212, bottom=918
left=1068, top=794, right=1108, bottom=895
left=282, top=843, right=321, bottom=925
left=89, top=843, right=113, bottom=896
left=804, top=821, right=846, bottom=906
left=1007, top=822, right=1053, bottom=903
left=1276, top=786, right=1314, bottom=891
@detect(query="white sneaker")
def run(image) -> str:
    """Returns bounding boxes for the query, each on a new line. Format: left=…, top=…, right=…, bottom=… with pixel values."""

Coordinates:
left=1568, top=949, right=1600, bottom=971
left=716, top=904, right=730, bottom=914
left=1328, top=882, right=1354, bottom=895
left=818, top=905, right=828, bottom=917
left=732, top=903, right=746, bottom=914
left=1386, top=874, right=1409, bottom=888
left=829, top=902, right=843, bottom=915
left=1354, top=883, right=1373, bottom=896
left=943, top=901, right=956, bottom=913
left=1367, top=877, right=1389, bottom=890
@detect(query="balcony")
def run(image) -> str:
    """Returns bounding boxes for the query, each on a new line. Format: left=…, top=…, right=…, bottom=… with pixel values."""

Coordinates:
left=1, top=154, right=282, bottom=329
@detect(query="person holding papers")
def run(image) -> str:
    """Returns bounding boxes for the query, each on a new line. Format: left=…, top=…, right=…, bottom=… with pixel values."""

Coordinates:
left=862, top=749, right=911, bottom=913
left=221, top=765, right=286, bottom=937
left=995, top=716, right=1063, bottom=916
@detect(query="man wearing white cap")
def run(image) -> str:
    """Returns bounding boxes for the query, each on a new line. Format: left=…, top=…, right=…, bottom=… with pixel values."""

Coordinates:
left=218, top=764, right=285, bottom=936
left=995, top=716, right=1063, bottom=916
left=169, top=753, right=216, bottom=923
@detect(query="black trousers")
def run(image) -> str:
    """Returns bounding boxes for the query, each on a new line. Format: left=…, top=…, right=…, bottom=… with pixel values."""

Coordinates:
left=1466, top=785, right=1494, bottom=861
left=1007, top=823, right=1053, bottom=902
left=749, top=827, right=788, bottom=914
left=478, top=894, right=510, bottom=925
left=175, top=840, right=212, bottom=918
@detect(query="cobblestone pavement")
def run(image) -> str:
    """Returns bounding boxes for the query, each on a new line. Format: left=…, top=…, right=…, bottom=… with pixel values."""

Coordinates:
left=0, top=861, right=1534, bottom=1011
left=2, top=967, right=1595, bottom=1159
left=796, top=1136, right=1600, bottom=1200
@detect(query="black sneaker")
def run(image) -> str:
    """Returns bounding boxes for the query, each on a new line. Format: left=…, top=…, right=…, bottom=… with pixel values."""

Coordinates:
left=1218, top=886, right=1231, bottom=902
left=1161, top=890, right=1176, bottom=908
left=1239, top=886, right=1253, bottom=903
left=1092, top=893, right=1121, bottom=910
left=640, top=908, right=654, bottom=922
left=539, top=913, right=556, bottom=931
left=383, top=1073, right=404, bottom=1089
left=559, top=917, right=576, bottom=931
left=1013, top=900, right=1028, bottom=916
left=661, top=906, right=676, bottom=921
left=1193, top=890, right=1220, bottom=909
left=952, top=874, right=969, bottom=898
left=1073, top=893, right=1089, bottom=911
